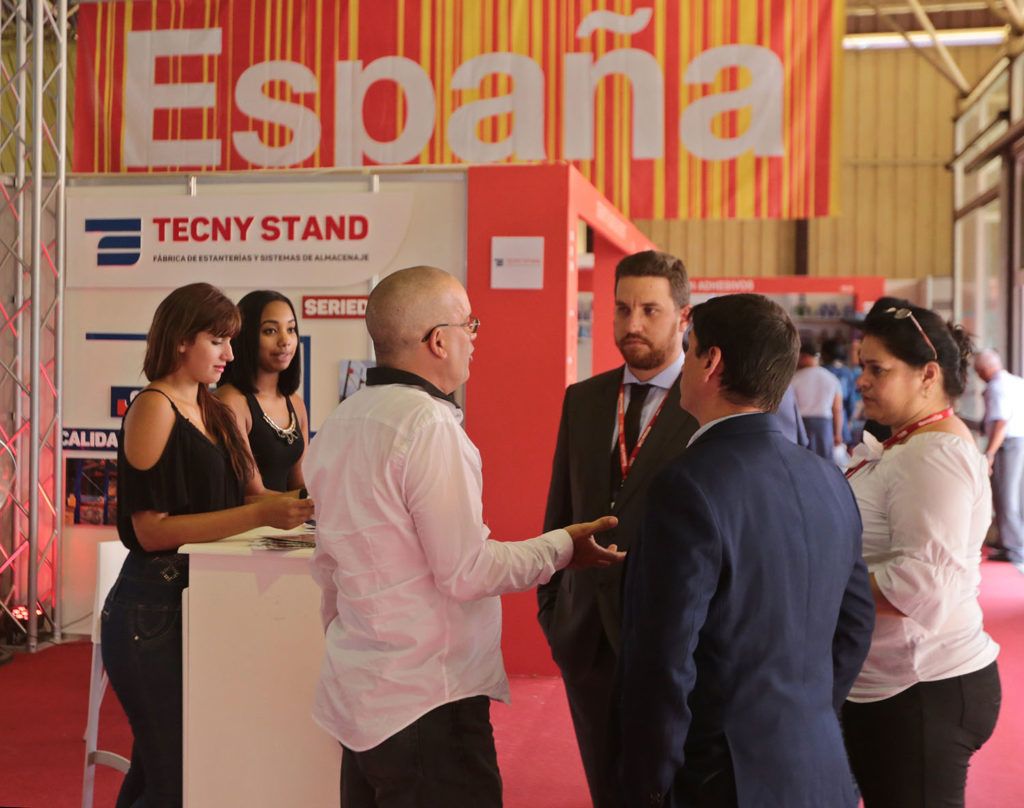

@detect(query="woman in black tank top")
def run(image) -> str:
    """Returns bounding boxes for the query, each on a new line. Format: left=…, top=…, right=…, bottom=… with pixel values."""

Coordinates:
left=216, top=290, right=309, bottom=493
left=101, top=284, right=315, bottom=808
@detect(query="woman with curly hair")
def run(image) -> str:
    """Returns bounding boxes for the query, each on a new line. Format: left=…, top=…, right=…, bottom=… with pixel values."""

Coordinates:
left=842, top=297, right=1001, bottom=808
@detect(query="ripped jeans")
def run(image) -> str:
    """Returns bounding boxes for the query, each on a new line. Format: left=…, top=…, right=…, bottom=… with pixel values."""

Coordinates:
left=101, top=550, right=189, bottom=808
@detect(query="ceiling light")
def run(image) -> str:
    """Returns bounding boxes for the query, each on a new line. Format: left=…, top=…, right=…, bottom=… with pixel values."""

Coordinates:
left=843, top=27, right=1007, bottom=50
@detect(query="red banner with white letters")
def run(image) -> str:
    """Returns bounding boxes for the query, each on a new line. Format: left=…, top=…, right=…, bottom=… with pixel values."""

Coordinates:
left=74, top=0, right=842, bottom=220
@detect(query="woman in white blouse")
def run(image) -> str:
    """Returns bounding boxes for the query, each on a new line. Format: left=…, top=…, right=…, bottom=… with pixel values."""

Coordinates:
left=843, top=298, right=1001, bottom=807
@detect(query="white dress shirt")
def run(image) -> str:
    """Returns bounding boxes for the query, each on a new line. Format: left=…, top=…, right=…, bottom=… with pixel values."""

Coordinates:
left=304, top=379, right=573, bottom=751
left=791, top=365, right=841, bottom=418
left=846, top=432, right=999, bottom=702
left=983, top=369, right=1024, bottom=438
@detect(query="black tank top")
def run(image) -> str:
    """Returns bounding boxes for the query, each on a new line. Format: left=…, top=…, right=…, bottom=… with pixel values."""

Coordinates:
left=117, top=388, right=244, bottom=555
left=246, top=392, right=304, bottom=492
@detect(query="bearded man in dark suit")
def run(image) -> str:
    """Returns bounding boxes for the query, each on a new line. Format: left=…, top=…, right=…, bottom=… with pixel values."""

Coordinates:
left=538, top=250, right=698, bottom=808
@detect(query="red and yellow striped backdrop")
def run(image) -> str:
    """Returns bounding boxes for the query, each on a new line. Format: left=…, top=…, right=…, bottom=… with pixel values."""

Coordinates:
left=74, top=0, right=842, bottom=220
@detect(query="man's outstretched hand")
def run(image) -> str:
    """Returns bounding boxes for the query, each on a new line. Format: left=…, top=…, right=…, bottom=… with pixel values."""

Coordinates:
left=564, top=516, right=624, bottom=569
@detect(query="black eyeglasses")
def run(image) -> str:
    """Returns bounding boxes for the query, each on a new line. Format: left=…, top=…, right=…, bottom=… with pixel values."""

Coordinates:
left=886, top=307, right=938, bottom=361
left=421, top=316, right=481, bottom=343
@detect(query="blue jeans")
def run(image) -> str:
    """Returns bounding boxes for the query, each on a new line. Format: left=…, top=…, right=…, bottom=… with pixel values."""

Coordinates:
left=341, top=695, right=502, bottom=808
left=802, top=416, right=834, bottom=461
left=101, top=551, right=188, bottom=808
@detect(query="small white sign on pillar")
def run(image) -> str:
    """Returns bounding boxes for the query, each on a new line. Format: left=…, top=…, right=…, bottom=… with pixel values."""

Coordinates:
left=490, top=236, right=544, bottom=290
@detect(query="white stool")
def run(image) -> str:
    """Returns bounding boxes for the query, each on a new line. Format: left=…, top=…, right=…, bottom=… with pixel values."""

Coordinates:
left=81, top=540, right=130, bottom=808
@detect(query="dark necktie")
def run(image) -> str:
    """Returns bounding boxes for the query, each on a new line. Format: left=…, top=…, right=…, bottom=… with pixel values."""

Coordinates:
left=611, top=383, right=652, bottom=499
left=624, top=384, right=651, bottom=455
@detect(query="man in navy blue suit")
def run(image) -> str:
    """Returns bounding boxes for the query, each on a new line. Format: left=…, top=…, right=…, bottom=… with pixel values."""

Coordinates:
left=618, top=294, right=874, bottom=808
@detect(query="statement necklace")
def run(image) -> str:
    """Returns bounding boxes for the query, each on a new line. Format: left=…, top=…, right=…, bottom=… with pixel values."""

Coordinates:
left=262, top=410, right=299, bottom=445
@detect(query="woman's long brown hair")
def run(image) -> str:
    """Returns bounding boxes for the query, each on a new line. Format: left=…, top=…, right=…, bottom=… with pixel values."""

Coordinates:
left=143, top=283, right=252, bottom=483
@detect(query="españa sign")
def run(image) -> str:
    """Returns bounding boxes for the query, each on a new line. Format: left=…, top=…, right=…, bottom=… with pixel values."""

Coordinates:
left=74, top=1, right=841, bottom=220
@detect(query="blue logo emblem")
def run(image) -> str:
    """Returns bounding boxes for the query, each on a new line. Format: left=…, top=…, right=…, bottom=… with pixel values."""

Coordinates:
left=85, top=218, right=142, bottom=266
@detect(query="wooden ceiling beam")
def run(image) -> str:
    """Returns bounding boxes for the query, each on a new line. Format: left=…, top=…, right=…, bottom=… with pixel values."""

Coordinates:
left=981, top=0, right=1024, bottom=33
left=870, top=0, right=973, bottom=94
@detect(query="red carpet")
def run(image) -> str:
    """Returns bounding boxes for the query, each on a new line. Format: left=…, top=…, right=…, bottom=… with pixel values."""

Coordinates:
left=966, top=558, right=1024, bottom=801
left=1, top=560, right=1021, bottom=808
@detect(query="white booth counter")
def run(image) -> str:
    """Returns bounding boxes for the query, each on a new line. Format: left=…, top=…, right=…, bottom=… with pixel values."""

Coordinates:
left=180, top=529, right=339, bottom=808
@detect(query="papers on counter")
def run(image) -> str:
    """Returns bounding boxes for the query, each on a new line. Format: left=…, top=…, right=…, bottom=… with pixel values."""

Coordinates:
left=250, top=531, right=316, bottom=551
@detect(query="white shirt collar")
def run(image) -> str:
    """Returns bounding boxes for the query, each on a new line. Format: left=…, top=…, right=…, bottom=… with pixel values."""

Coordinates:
left=622, top=350, right=684, bottom=389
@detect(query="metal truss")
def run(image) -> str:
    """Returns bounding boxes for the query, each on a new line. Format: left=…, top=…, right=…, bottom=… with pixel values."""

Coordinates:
left=0, top=0, right=68, bottom=652
left=867, top=0, right=1024, bottom=96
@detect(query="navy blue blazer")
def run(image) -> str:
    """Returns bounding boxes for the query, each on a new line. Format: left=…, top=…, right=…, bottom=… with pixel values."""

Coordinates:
left=618, top=412, right=874, bottom=808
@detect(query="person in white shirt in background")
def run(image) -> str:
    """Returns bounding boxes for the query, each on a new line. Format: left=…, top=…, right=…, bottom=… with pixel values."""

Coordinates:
left=974, top=349, right=1024, bottom=568
left=304, top=265, right=623, bottom=808
left=791, top=336, right=843, bottom=461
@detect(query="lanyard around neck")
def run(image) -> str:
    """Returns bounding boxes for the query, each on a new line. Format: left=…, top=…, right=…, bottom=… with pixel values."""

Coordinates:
left=845, top=407, right=955, bottom=479
left=616, top=382, right=668, bottom=483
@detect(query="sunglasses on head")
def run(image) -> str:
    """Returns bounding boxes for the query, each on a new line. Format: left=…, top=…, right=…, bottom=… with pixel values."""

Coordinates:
left=885, top=307, right=937, bottom=361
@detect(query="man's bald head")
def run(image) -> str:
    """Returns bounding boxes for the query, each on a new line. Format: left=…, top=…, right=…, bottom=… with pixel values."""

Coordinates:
left=974, top=348, right=1003, bottom=382
left=366, top=266, right=465, bottom=362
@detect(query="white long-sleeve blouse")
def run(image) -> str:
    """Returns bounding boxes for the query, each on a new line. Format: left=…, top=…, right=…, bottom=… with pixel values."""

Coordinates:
left=846, top=431, right=999, bottom=702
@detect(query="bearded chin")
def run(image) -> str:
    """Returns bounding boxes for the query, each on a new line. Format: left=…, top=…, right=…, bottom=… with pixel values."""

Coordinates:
left=618, top=342, right=667, bottom=370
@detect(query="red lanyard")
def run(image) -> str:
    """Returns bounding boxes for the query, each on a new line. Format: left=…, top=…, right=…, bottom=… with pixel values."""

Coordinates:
left=616, top=382, right=668, bottom=483
left=845, top=407, right=955, bottom=479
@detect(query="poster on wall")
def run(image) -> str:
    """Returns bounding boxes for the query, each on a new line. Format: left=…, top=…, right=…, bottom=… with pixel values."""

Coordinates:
left=65, top=458, right=118, bottom=526
left=339, top=360, right=374, bottom=402
left=689, top=277, right=885, bottom=317
left=689, top=276, right=887, bottom=341
left=73, top=1, right=841, bottom=220
left=66, top=190, right=414, bottom=288
left=491, top=236, right=544, bottom=290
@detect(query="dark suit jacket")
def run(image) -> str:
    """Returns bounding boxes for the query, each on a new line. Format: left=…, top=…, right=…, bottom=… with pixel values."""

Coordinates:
left=618, top=413, right=874, bottom=808
left=538, top=366, right=698, bottom=681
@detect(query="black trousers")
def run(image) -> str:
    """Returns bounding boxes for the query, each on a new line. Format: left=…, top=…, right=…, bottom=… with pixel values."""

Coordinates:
left=561, top=629, right=623, bottom=808
left=100, top=551, right=189, bottom=808
left=842, top=661, right=1001, bottom=808
left=340, top=695, right=502, bottom=808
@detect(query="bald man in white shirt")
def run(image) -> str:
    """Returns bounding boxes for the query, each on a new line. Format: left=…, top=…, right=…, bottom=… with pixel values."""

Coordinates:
left=304, top=266, right=623, bottom=808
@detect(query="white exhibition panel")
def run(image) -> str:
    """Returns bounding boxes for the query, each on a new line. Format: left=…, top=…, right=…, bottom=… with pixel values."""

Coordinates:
left=65, top=190, right=416, bottom=289
left=62, top=171, right=467, bottom=636
left=181, top=535, right=337, bottom=807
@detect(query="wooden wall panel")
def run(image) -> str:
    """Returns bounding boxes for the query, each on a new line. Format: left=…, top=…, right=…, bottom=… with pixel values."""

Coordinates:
left=637, top=44, right=1002, bottom=280
left=812, top=45, right=1000, bottom=280
left=634, top=218, right=794, bottom=277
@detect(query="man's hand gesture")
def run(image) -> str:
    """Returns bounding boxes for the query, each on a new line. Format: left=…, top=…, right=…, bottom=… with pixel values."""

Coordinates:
left=565, top=516, right=624, bottom=569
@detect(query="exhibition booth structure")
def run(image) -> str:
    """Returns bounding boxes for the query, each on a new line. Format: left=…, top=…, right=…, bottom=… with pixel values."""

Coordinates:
left=64, top=162, right=651, bottom=652
left=61, top=163, right=653, bottom=805
left=62, top=166, right=466, bottom=642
